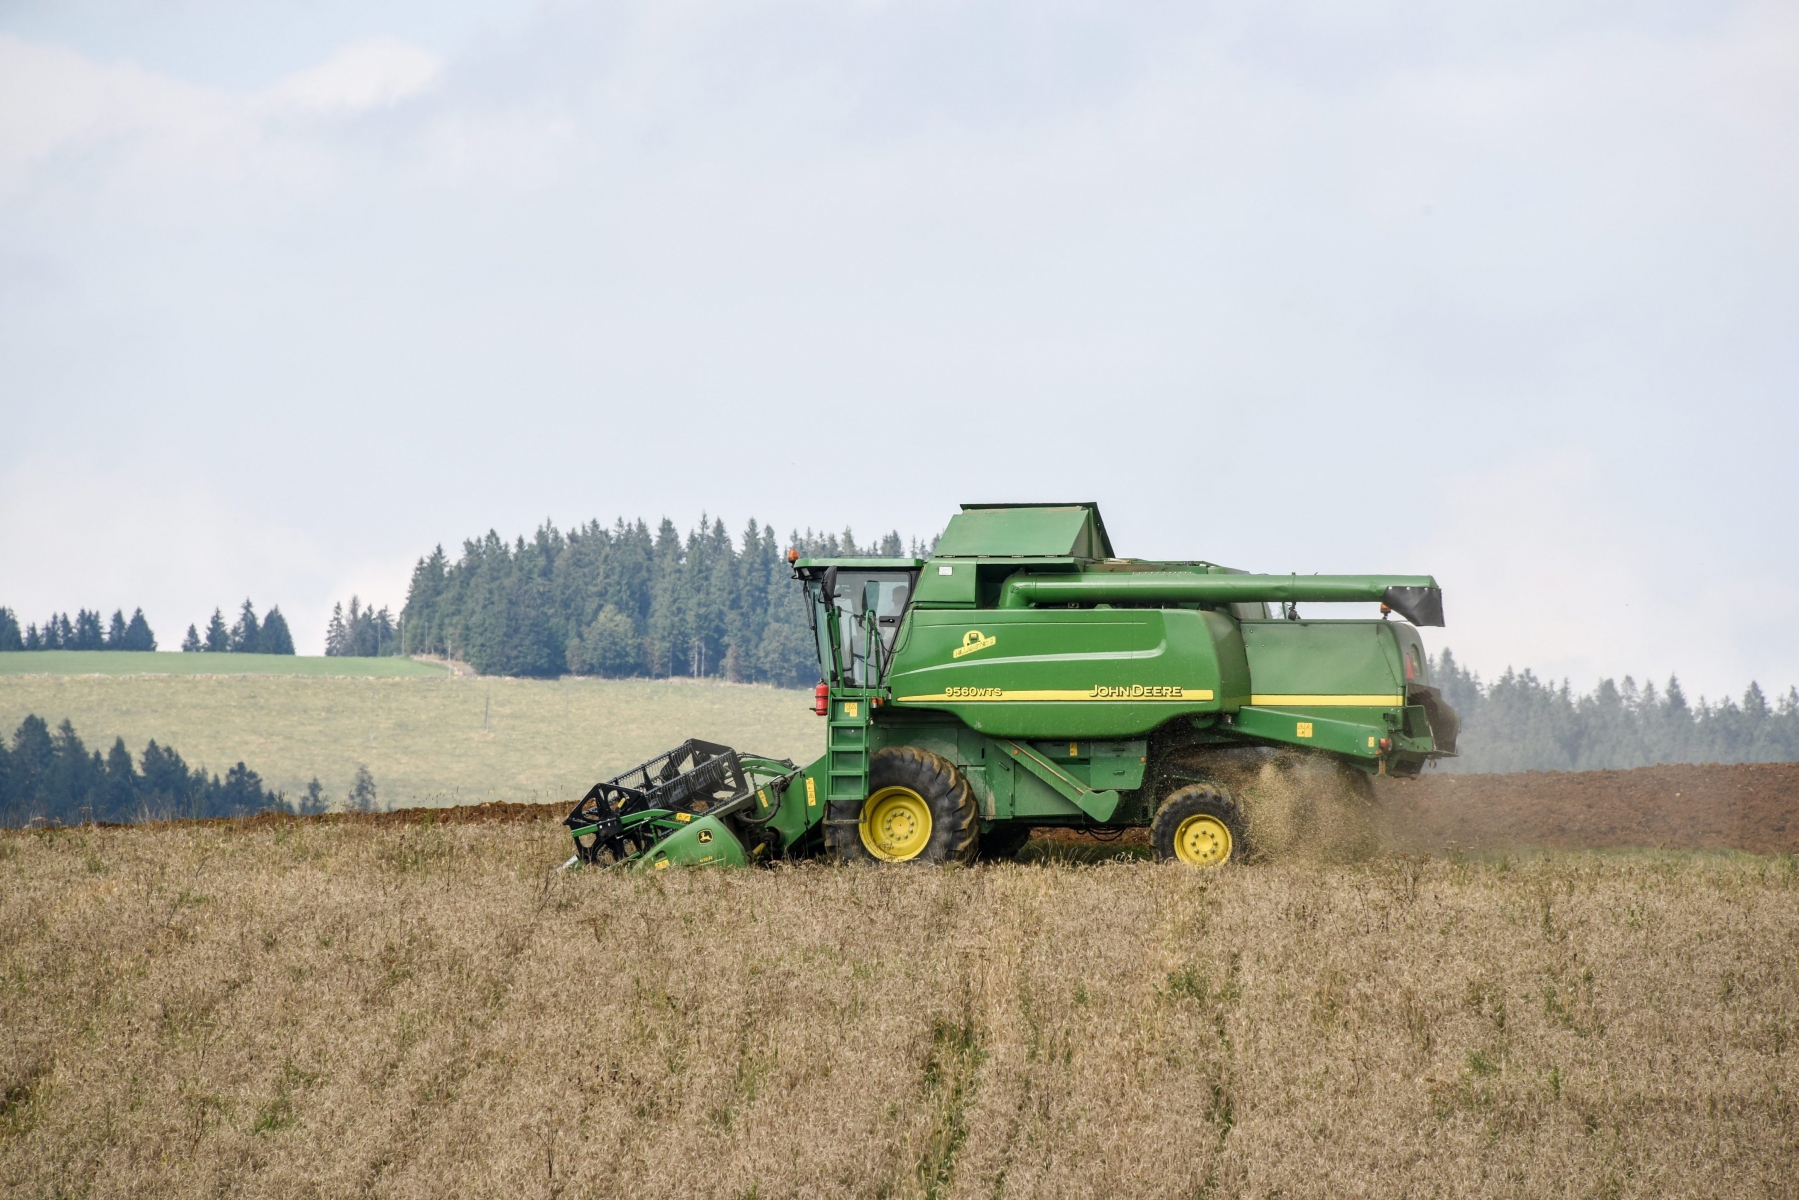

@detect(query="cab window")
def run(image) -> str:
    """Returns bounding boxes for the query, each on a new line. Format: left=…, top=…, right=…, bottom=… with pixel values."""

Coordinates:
left=823, top=571, right=915, bottom=686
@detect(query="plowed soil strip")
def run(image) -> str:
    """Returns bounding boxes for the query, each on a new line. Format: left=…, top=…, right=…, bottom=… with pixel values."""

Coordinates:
left=92, top=761, right=1799, bottom=854
left=1375, top=760, right=1799, bottom=854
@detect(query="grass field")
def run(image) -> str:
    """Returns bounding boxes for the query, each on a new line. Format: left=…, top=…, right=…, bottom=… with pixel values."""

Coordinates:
left=0, top=673, right=821, bottom=810
left=0, top=651, right=450, bottom=677
left=2, top=820, right=1794, bottom=1198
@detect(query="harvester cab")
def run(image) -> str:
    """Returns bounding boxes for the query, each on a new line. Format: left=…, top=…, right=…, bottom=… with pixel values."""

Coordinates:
left=808, top=562, right=921, bottom=687
left=564, top=502, right=1460, bottom=872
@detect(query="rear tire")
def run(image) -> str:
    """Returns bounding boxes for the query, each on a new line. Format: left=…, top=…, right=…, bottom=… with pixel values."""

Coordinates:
left=1152, top=784, right=1247, bottom=868
left=1158, top=749, right=1376, bottom=861
left=828, top=746, right=979, bottom=866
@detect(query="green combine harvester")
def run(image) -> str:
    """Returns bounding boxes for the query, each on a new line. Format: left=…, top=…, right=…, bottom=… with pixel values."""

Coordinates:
left=563, top=503, right=1458, bottom=870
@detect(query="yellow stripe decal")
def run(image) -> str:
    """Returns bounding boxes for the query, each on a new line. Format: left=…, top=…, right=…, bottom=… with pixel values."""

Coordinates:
left=898, top=688, right=1214, bottom=703
left=1249, top=695, right=1404, bottom=707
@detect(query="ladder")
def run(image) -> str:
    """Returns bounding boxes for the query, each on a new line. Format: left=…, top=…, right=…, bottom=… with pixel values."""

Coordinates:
left=824, top=692, right=874, bottom=826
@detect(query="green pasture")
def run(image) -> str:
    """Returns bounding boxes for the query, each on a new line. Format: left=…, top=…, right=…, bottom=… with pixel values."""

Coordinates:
left=0, top=651, right=451, bottom=677
left=0, top=672, right=822, bottom=810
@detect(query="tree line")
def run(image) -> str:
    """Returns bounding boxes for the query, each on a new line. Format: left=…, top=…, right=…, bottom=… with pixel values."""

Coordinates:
left=0, top=601, right=296, bottom=656
left=0, top=607, right=156, bottom=652
left=389, top=516, right=924, bottom=684
left=0, top=714, right=284, bottom=826
left=325, top=597, right=397, bottom=657
left=179, top=600, right=294, bottom=655
left=0, top=715, right=386, bottom=827
left=1430, top=649, right=1799, bottom=772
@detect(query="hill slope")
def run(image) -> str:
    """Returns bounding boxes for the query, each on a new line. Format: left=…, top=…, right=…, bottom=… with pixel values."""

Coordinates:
left=0, top=674, right=822, bottom=810
left=3, top=820, right=1795, bottom=1197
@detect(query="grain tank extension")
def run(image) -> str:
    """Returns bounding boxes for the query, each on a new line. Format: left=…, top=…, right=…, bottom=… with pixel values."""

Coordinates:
left=564, top=503, right=1458, bottom=869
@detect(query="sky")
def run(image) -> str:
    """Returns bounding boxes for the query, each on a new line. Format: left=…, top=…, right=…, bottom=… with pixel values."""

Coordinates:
left=0, top=0, right=1795, bottom=696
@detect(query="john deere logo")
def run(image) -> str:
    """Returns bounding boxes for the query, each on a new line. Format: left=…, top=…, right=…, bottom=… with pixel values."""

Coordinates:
left=952, top=630, right=998, bottom=659
left=697, top=829, right=714, bottom=844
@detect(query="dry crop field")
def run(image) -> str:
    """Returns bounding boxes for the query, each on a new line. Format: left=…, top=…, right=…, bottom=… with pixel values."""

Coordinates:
left=0, top=672, right=819, bottom=809
left=3, top=816, right=1796, bottom=1198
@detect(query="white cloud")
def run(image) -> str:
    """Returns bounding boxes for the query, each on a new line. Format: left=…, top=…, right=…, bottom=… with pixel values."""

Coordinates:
left=262, top=38, right=443, bottom=115
left=0, top=33, right=443, bottom=208
left=0, top=34, right=252, bottom=198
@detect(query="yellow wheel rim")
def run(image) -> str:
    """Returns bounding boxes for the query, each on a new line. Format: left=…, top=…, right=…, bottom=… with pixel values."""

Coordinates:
left=860, top=786, right=933, bottom=862
left=1172, top=814, right=1233, bottom=867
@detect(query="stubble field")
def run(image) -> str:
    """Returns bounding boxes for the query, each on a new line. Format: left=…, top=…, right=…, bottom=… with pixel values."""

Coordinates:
left=3, top=815, right=1795, bottom=1199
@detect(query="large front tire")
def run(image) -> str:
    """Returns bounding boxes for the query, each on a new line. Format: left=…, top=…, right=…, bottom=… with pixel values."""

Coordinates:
left=827, top=746, right=979, bottom=866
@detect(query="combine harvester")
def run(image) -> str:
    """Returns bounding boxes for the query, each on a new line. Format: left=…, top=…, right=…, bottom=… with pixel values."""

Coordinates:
left=563, top=503, right=1458, bottom=870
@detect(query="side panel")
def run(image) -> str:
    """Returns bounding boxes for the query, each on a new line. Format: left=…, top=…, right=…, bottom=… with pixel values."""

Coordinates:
left=1240, top=619, right=1406, bottom=701
left=887, top=607, right=1231, bottom=737
left=912, top=560, right=977, bottom=607
left=1238, top=620, right=1409, bottom=759
left=863, top=720, right=1129, bottom=823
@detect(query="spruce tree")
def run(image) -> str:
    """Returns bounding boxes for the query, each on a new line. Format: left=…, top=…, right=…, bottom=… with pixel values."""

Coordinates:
left=259, top=607, right=295, bottom=654
left=572, top=606, right=640, bottom=676
left=325, top=603, right=349, bottom=656
left=138, top=739, right=194, bottom=818
left=203, top=609, right=230, bottom=652
left=181, top=624, right=202, bottom=653
left=0, top=608, right=20, bottom=652
left=74, top=609, right=104, bottom=650
left=122, top=609, right=156, bottom=652
left=402, top=546, right=448, bottom=654
left=229, top=599, right=260, bottom=653
left=106, top=610, right=129, bottom=649
left=348, top=765, right=378, bottom=813
left=7, top=715, right=54, bottom=823
left=102, top=737, right=137, bottom=823
left=46, top=719, right=99, bottom=824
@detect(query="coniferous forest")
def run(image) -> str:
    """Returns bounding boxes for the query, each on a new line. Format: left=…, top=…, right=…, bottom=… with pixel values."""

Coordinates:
left=0, top=602, right=295, bottom=655
left=0, top=715, right=286, bottom=827
left=394, top=517, right=919, bottom=686
left=0, top=607, right=156, bottom=651
left=178, top=600, right=295, bottom=654
left=1430, top=650, right=1799, bottom=773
